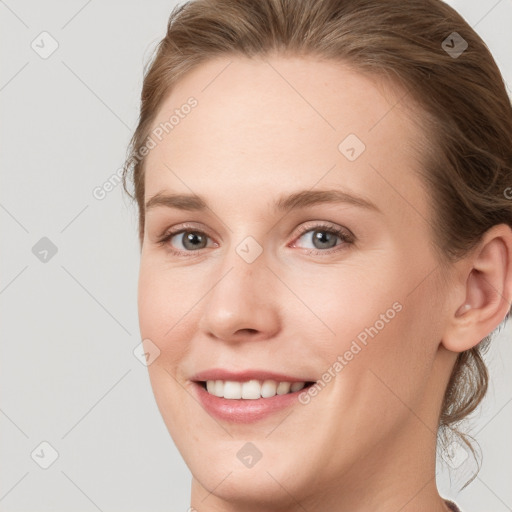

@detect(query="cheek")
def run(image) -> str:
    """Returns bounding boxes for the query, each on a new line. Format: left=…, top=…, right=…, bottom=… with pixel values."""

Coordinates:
left=291, top=264, right=402, bottom=356
left=138, top=257, right=202, bottom=338
left=137, top=258, right=201, bottom=373
left=342, top=276, right=444, bottom=417
left=305, top=277, right=442, bottom=461
left=308, top=260, right=439, bottom=391
left=137, top=259, right=200, bottom=434
left=138, top=265, right=167, bottom=352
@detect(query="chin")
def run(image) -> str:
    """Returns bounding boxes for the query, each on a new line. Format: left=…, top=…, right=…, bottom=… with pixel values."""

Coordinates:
left=166, top=415, right=317, bottom=508
left=191, top=464, right=309, bottom=511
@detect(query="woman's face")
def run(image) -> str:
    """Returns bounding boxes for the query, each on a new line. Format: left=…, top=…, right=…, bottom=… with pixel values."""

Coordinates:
left=138, top=56, right=456, bottom=509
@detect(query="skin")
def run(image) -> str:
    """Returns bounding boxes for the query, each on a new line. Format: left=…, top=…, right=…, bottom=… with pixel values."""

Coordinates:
left=137, top=55, right=512, bottom=512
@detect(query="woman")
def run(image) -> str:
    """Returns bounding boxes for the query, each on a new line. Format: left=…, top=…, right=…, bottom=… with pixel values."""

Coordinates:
left=123, top=1, right=512, bottom=510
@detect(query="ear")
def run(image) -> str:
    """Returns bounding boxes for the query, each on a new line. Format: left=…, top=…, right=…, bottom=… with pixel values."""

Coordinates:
left=442, top=223, right=512, bottom=353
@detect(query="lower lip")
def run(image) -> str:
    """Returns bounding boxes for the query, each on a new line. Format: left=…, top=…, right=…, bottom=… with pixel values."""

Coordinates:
left=193, top=382, right=308, bottom=423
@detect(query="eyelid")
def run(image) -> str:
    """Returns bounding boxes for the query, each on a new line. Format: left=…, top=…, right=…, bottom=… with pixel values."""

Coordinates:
left=157, top=220, right=354, bottom=256
left=159, top=221, right=216, bottom=241
left=289, top=221, right=354, bottom=254
left=291, top=220, right=354, bottom=242
left=157, top=222, right=219, bottom=251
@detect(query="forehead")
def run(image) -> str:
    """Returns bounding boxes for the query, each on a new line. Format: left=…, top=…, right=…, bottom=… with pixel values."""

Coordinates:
left=143, top=55, right=429, bottom=224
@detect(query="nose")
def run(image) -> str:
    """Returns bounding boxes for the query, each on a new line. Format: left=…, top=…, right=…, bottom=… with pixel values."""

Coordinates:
left=197, top=248, right=281, bottom=344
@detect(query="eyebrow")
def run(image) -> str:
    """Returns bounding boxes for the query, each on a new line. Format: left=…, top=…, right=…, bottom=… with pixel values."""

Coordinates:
left=145, top=189, right=381, bottom=214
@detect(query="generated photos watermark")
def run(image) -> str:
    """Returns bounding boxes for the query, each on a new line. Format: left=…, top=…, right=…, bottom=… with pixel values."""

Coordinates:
left=298, top=300, right=403, bottom=404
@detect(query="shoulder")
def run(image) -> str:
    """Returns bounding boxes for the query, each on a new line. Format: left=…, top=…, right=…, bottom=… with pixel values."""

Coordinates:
left=445, top=499, right=463, bottom=512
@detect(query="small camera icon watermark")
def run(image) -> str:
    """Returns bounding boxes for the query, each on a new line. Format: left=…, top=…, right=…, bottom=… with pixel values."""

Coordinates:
left=442, top=32, right=468, bottom=59
left=32, top=237, right=58, bottom=263
left=338, top=133, right=366, bottom=161
left=133, top=338, right=161, bottom=366
left=236, top=236, right=263, bottom=264
left=31, top=441, right=59, bottom=469
left=441, top=440, right=469, bottom=469
left=236, top=442, right=262, bottom=468
left=31, top=31, right=59, bottom=59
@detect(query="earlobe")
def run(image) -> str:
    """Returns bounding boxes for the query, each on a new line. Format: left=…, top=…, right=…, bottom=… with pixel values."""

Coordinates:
left=442, top=224, right=512, bottom=353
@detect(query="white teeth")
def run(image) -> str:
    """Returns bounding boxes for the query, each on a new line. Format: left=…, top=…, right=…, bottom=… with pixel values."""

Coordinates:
left=241, top=379, right=261, bottom=399
left=213, top=380, right=224, bottom=397
left=223, top=381, right=242, bottom=399
left=276, top=382, right=291, bottom=395
left=204, top=379, right=307, bottom=399
left=261, top=379, right=278, bottom=398
left=290, top=382, right=306, bottom=392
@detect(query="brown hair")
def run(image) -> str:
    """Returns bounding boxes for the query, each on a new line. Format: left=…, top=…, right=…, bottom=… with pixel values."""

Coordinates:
left=123, top=0, right=512, bottom=483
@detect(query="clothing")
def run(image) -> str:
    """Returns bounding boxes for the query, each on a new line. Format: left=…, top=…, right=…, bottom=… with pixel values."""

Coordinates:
left=444, top=499, right=462, bottom=511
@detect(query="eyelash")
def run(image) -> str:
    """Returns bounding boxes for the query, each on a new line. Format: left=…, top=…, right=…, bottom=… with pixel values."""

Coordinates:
left=156, top=222, right=354, bottom=257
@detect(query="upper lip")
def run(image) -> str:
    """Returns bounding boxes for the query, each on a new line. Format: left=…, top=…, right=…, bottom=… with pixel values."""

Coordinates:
left=191, top=368, right=315, bottom=383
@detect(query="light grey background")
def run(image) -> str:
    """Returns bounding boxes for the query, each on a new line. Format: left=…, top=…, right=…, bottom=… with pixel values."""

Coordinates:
left=0, top=1, right=511, bottom=511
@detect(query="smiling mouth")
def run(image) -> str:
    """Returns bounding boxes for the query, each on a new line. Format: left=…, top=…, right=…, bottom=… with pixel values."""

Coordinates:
left=198, top=379, right=316, bottom=399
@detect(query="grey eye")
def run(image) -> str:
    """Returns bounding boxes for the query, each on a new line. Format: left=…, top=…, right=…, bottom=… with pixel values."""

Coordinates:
left=297, top=229, right=340, bottom=250
left=172, top=231, right=209, bottom=251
